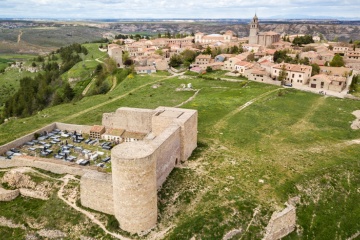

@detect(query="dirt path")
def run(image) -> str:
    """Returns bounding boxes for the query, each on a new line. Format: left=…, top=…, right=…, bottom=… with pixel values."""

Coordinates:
left=109, top=76, right=118, bottom=92
left=174, top=89, right=201, bottom=108
left=57, top=175, right=131, bottom=240
left=82, top=77, right=96, bottom=96
left=60, top=74, right=181, bottom=123
left=17, top=30, right=23, bottom=44
left=214, top=88, right=282, bottom=131
left=290, top=96, right=326, bottom=131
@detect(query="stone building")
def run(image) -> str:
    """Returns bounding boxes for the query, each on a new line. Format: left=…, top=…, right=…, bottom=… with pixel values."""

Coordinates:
left=81, top=106, right=198, bottom=233
left=249, top=14, right=280, bottom=47
left=309, top=74, right=347, bottom=92
left=195, top=30, right=236, bottom=44
left=271, top=63, right=312, bottom=87
left=108, top=44, right=123, bottom=68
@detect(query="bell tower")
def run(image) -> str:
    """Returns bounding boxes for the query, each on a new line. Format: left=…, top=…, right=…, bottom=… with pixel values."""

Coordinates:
left=249, top=14, right=259, bottom=44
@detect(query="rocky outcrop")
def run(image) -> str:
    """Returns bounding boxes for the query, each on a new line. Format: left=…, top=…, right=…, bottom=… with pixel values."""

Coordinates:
left=37, top=229, right=68, bottom=239
left=0, top=188, right=19, bottom=201
left=1, top=170, right=36, bottom=189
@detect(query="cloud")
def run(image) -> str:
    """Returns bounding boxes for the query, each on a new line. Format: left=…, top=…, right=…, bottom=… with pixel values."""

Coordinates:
left=0, top=0, right=359, bottom=18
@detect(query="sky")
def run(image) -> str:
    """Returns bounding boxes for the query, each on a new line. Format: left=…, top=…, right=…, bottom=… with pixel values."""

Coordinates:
left=0, top=0, right=359, bottom=19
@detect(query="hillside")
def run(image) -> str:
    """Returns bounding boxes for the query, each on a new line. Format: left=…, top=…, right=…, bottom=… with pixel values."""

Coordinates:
left=1, top=20, right=360, bottom=56
left=1, top=71, right=360, bottom=239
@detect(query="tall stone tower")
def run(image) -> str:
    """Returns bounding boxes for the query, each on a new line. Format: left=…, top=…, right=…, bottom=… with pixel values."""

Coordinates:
left=249, top=14, right=259, bottom=44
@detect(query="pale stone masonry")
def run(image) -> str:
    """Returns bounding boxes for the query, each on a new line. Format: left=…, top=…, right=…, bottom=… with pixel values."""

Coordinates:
left=0, top=106, right=197, bottom=234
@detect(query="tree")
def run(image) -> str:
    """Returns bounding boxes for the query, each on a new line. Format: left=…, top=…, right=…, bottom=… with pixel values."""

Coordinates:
left=246, top=53, right=255, bottom=62
left=328, top=45, right=334, bottom=50
left=169, top=54, right=183, bottom=67
left=31, top=62, right=37, bottom=67
left=330, top=54, right=345, bottom=67
left=206, top=66, right=213, bottom=73
left=181, top=49, right=197, bottom=63
left=311, top=63, right=320, bottom=76
left=203, top=46, right=212, bottom=55
left=278, top=65, right=287, bottom=84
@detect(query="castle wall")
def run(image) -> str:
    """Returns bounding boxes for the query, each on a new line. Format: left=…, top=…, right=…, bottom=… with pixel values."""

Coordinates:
left=102, top=107, right=154, bottom=133
left=80, top=171, right=114, bottom=215
left=0, top=123, right=56, bottom=155
left=55, top=123, right=92, bottom=134
left=152, top=124, right=181, bottom=188
left=0, top=188, right=19, bottom=201
left=0, top=156, right=97, bottom=176
left=153, top=107, right=198, bottom=162
left=111, top=142, right=157, bottom=233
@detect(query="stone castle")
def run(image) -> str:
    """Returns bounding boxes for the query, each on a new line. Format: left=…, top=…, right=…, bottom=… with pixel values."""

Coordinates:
left=0, top=106, right=198, bottom=234
left=82, top=106, right=197, bottom=233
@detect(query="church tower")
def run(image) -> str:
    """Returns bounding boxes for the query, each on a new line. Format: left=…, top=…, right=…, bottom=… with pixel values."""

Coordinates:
left=249, top=14, right=259, bottom=44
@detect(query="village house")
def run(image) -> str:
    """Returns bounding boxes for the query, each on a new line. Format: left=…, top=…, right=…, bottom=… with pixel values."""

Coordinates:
left=90, top=125, right=105, bottom=139
left=345, top=51, right=360, bottom=60
left=271, top=63, right=312, bottom=87
left=234, top=61, right=254, bottom=74
left=135, top=66, right=156, bottom=74
left=222, top=52, right=250, bottom=71
left=195, top=30, right=236, bottom=44
left=195, top=54, right=212, bottom=65
left=309, top=74, right=347, bottom=92
left=245, top=68, right=279, bottom=85
left=102, top=128, right=125, bottom=142
left=299, top=51, right=321, bottom=63
left=319, top=66, right=352, bottom=77
left=242, top=43, right=262, bottom=53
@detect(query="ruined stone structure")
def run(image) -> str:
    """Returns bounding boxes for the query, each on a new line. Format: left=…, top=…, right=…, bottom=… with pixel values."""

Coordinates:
left=263, top=204, right=297, bottom=240
left=0, top=188, right=19, bottom=202
left=81, top=106, right=198, bottom=233
left=0, top=106, right=198, bottom=234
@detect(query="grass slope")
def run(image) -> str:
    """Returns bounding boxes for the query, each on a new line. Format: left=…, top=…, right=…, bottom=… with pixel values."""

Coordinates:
left=1, top=72, right=360, bottom=239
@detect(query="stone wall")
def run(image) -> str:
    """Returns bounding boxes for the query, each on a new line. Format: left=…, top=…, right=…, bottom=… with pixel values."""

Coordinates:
left=0, top=156, right=98, bottom=176
left=0, top=188, right=19, bottom=201
left=111, top=142, right=157, bottom=234
left=263, top=205, right=296, bottom=240
left=102, top=107, right=154, bottom=133
left=0, top=122, right=92, bottom=156
left=0, top=123, right=56, bottom=155
left=55, top=122, right=92, bottom=134
left=80, top=171, right=114, bottom=215
left=152, top=124, right=181, bottom=188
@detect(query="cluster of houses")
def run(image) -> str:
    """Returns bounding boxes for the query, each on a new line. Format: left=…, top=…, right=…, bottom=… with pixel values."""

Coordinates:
left=107, top=14, right=360, bottom=94
left=89, top=125, right=147, bottom=143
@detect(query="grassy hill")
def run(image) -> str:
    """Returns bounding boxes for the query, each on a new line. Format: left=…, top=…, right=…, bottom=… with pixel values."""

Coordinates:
left=1, top=72, right=360, bottom=239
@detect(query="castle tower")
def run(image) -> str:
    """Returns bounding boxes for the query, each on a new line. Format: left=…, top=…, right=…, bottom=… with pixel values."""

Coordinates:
left=249, top=14, right=259, bottom=44
left=111, top=142, right=158, bottom=234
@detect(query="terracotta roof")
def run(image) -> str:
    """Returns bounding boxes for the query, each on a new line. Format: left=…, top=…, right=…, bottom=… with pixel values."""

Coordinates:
left=104, top=128, right=125, bottom=136
left=196, top=54, right=212, bottom=59
left=90, top=125, right=105, bottom=133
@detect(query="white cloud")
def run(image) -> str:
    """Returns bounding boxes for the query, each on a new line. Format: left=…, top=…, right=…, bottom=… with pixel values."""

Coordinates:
left=0, top=0, right=359, bottom=18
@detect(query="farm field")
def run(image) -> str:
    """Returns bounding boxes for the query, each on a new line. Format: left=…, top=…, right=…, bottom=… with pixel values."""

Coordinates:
left=1, top=72, right=360, bottom=239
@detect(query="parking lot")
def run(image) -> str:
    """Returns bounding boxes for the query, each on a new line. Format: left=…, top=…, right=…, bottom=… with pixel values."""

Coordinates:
left=3, top=128, right=114, bottom=169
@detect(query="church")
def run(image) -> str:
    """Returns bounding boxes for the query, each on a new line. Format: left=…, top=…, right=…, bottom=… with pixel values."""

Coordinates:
left=249, top=14, right=280, bottom=47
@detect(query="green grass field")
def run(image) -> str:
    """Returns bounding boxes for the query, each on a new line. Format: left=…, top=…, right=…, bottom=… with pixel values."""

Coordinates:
left=1, top=71, right=360, bottom=239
